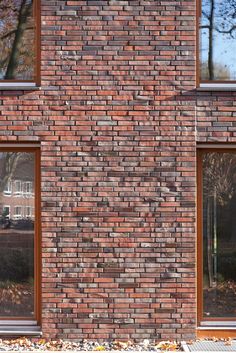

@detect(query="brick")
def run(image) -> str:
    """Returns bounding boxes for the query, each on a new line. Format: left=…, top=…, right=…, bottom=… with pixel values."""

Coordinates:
left=0, top=0, right=208, bottom=342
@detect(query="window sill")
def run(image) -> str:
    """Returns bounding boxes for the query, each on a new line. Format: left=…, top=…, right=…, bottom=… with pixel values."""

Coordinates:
left=0, top=325, right=41, bottom=336
left=198, top=326, right=236, bottom=330
left=0, top=83, right=40, bottom=90
left=197, top=83, right=236, bottom=91
left=198, top=320, right=236, bottom=329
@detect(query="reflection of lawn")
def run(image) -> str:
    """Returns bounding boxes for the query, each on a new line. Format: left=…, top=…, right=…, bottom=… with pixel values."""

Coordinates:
left=0, top=281, right=33, bottom=317
left=204, top=280, right=236, bottom=317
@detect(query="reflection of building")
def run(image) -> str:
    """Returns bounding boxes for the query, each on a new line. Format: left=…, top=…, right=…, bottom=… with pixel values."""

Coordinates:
left=0, top=156, right=34, bottom=223
left=0, top=152, right=35, bottom=319
left=2, top=179, right=34, bottom=220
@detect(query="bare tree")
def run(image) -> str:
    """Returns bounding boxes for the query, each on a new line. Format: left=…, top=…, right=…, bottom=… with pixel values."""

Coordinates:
left=0, top=152, right=33, bottom=192
left=200, top=0, right=236, bottom=79
left=203, top=153, right=236, bottom=287
left=203, top=153, right=236, bottom=205
left=5, top=0, right=33, bottom=79
left=201, top=62, right=231, bottom=81
left=0, top=0, right=34, bottom=80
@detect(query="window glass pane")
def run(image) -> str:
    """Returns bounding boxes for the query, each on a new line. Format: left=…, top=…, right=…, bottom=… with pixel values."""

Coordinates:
left=200, top=0, right=236, bottom=81
left=202, top=152, right=236, bottom=318
left=0, top=152, right=35, bottom=318
left=0, top=0, right=35, bottom=80
left=4, top=181, right=12, bottom=195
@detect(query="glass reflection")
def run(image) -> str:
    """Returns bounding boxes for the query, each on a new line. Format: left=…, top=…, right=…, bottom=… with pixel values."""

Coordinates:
left=200, top=0, right=236, bottom=81
left=0, top=0, right=35, bottom=80
left=0, top=152, right=34, bottom=317
left=203, top=152, right=236, bottom=317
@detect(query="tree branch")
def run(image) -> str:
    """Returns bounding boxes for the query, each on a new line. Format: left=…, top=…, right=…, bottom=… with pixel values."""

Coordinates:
left=217, top=25, right=236, bottom=37
left=202, top=10, right=210, bottom=20
left=5, top=0, right=32, bottom=79
left=0, top=57, right=8, bottom=68
left=0, top=29, right=16, bottom=40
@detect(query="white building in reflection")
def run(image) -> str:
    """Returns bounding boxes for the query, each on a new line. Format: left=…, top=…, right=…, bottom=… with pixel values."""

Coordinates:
left=0, top=155, right=34, bottom=224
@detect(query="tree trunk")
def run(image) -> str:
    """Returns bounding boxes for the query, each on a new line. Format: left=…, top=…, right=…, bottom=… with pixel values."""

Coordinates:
left=207, top=198, right=214, bottom=288
left=0, top=154, right=21, bottom=192
left=208, top=0, right=215, bottom=80
left=5, top=0, right=32, bottom=79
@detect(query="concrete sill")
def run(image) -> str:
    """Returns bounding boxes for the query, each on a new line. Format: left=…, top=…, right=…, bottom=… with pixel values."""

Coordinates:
left=197, top=83, right=236, bottom=91
left=0, top=326, right=42, bottom=336
left=0, top=83, right=40, bottom=90
left=198, top=326, right=236, bottom=330
left=199, top=320, right=236, bottom=328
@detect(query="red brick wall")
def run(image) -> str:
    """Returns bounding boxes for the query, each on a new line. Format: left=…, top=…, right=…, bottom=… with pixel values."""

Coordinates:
left=0, top=0, right=198, bottom=341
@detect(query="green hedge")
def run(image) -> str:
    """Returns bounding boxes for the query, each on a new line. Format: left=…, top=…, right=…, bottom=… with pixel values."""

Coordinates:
left=0, top=248, right=33, bottom=282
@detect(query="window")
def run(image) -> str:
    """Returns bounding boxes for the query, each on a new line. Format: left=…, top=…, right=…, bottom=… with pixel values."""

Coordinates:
left=24, top=181, right=33, bottom=197
left=2, top=205, right=10, bottom=219
left=198, top=0, right=236, bottom=85
left=3, top=181, right=12, bottom=196
left=25, top=206, right=32, bottom=218
left=0, top=0, right=40, bottom=87
left=198, top=149, right=236, bottom=332
left=14, top=206, right=22, bottom=219
left=14, top=180, right=22, bottom=195
left=0, top=147, right=40, bottom=331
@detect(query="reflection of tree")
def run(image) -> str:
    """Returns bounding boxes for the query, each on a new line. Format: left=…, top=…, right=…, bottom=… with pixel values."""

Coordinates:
left=201, top=62, right=230, bottom=81
left=203, top=153, right=236, bottom=206
left=0, top=0, right=34, bottom=80
left=203, top=153, right=236, bottom=288
left=0, top=153, right=33, bottom=192
left=201, top=0, right=236, bottom=79
left=0, top=153, right=20, bottom=192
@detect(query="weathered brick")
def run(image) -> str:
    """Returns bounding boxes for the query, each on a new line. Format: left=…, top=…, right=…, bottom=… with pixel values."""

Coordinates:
left=0, top=0, right=205, bottom=342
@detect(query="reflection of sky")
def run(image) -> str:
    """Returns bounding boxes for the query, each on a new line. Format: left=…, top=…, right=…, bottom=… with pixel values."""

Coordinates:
left=201, top=0, right=236, bottom=80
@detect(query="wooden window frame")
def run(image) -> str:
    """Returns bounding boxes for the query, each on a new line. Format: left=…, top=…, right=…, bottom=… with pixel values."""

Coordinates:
left=0, top=146, right=41, bottom=329
left=196, top=0, right=236, bottom=90
left=0, top=0, right=41, bottom=89
left=197, top=148, right=236, bottom=338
